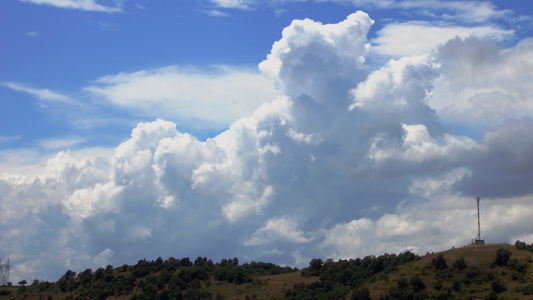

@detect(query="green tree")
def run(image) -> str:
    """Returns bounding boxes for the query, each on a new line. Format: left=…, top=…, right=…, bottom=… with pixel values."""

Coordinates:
left=308, top=258, right=323, bottom=276
left=452, top=279, right=461, bottom=292
left=494, top=248, right=512, bottom=266
left=515, top=240, right=527, bottom=250
left=452, top=257, right=467, bottom=271
left=432, top=254, right=447, bottom=270
left=352, top=286, right=371, bottom=300
left=17, top=280, right=27, bottom=286
left=410, top=275, right=425, bottom=292
left=491, top=278, right=507, bottom=293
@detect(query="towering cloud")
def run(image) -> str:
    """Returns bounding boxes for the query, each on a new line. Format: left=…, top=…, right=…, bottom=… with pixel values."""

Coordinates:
left=1, top=10, right=532, bottom=282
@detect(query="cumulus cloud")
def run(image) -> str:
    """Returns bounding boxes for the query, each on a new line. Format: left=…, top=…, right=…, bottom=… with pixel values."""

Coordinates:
left=84, top=65, right=279, bottom=130
left=259, top=11, right=373, bottom=107
left=244, top=216, right=312, bottom=246
left=320, top=194, right=533, bottom=260
left=1, top=10, right=533, bottom=283
left=429, top=37, right=533, bottom=124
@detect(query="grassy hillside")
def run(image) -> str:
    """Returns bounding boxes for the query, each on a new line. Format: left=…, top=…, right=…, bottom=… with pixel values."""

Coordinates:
left=1, top=242, right=533, bottom=300
left=367, top=244, right=533, bottom=300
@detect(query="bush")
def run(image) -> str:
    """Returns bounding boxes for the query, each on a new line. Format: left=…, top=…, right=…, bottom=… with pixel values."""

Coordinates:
left=491, top=278, right=507, bottom=293
left=434, top=279, right=443, bottom=291
left=494, top=249, right=512, bottom=267
left=433, top=254, right=448, bottom=270
left=351, top=286, right=371, bottom=300
left=520, top=283, right=533, bottom=295
left=410, top=275, right=425, bottom=292
left=452, top=279, right=462, bottom=292
left=453, top=257, right=467, bottom=271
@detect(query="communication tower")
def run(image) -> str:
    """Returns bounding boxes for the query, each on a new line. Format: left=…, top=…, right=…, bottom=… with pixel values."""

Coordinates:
left=472, top=197, right=485, bottom=245
left=0, top=258, right=10, bottom=286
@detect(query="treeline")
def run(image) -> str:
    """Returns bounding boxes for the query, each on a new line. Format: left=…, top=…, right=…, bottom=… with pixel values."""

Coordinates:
left=27, top=256, right=297, bottom=300
left=3, top=241, right=533, bottom=299
left=285, top=251, right=419, bottom=299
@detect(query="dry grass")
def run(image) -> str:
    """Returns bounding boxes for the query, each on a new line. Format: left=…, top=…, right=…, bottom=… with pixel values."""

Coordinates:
left=208, top=271, right=319, bottom=300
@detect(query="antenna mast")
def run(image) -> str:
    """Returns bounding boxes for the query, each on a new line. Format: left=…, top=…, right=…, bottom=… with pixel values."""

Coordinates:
left=473, top=197, right=485, bottom=245
left=0, top=258, right=11, bottom=286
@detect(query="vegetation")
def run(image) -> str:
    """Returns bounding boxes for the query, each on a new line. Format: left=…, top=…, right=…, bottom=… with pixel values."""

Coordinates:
left=1, top=241, right=533, bottom=299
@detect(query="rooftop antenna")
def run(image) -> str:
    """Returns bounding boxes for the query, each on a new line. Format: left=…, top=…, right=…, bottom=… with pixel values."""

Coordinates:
left=0, top=258, right=10, bottom=286
left=473, top=197, right=485, bottom=245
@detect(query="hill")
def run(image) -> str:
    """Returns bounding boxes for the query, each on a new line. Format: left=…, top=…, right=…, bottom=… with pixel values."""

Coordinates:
left=1, top=241, right=533, bottom=300
left=366, top=243, right=533, bottom=300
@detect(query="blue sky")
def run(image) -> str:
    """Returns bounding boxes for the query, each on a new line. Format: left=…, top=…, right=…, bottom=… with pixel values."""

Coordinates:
left=1, top=0, right=533, bottom=283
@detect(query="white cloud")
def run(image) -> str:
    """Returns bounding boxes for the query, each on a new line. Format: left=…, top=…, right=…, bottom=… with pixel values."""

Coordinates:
left=259, top=11, right=373, bottom=106
left=0, top=148, right=50, bottom=175
left=200, top=9, right=230, bottom=17
left=429, top=37, right=533, bottom=124
left=18, top=0, right=123, bottom=13
left=320, top=195, right=533, bottom=260
left=222, top=184, right=275, bottom=223
left=209, top=0, right=251, bottom=9
left=371, top=22, right=514, bottom=57
left=38, top=137, right=86, bottom=150
left=350, top=53, right=440, bottom=111
left=84, top=65, right=279, bottom=130
left=0, top=136, right=20, bottom=143
left=213, top=0, right=513, bottom=24
left=63, top=182, right=123, bottom=220
left=3, top=81, right=73, bottom=104
left=397, top=0, right=512, bottom=23
left=244, top=216, right=312, bottom=246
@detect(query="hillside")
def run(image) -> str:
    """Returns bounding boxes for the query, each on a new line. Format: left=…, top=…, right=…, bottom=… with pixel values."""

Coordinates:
left=1, top=241, right=533, bottom=300
left=367, top=244, right=533, bottom=300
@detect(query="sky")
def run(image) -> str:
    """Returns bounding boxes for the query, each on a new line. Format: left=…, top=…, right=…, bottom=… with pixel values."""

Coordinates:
left=1, top=0, right=533, bottom=283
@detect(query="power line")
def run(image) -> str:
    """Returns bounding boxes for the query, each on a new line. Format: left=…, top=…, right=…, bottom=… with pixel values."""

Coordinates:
left=10, top=267, right=41, bottom=282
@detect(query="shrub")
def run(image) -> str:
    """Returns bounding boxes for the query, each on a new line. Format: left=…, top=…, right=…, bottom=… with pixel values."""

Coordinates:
left=433, top=254, right=448, bottom=270
left=491, top=278, right=507, bottom=293
left=453, top=257, right=467, bottom=271
left=410, top=275, right=426, bottom=292
left=494, top=249, right=512, bottom=267
left=434, top=279, right=443, bottom=291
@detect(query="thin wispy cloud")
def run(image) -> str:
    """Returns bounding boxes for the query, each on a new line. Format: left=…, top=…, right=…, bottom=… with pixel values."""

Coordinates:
left=3, top=81, right=73, bottom=104
left=200, top=9, right=230, bottom=17
left=209, top=0, right=251, bottom=9
left=38, top=136, right=87, bottom=150
left=18, top=0, right=123, bottom=13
